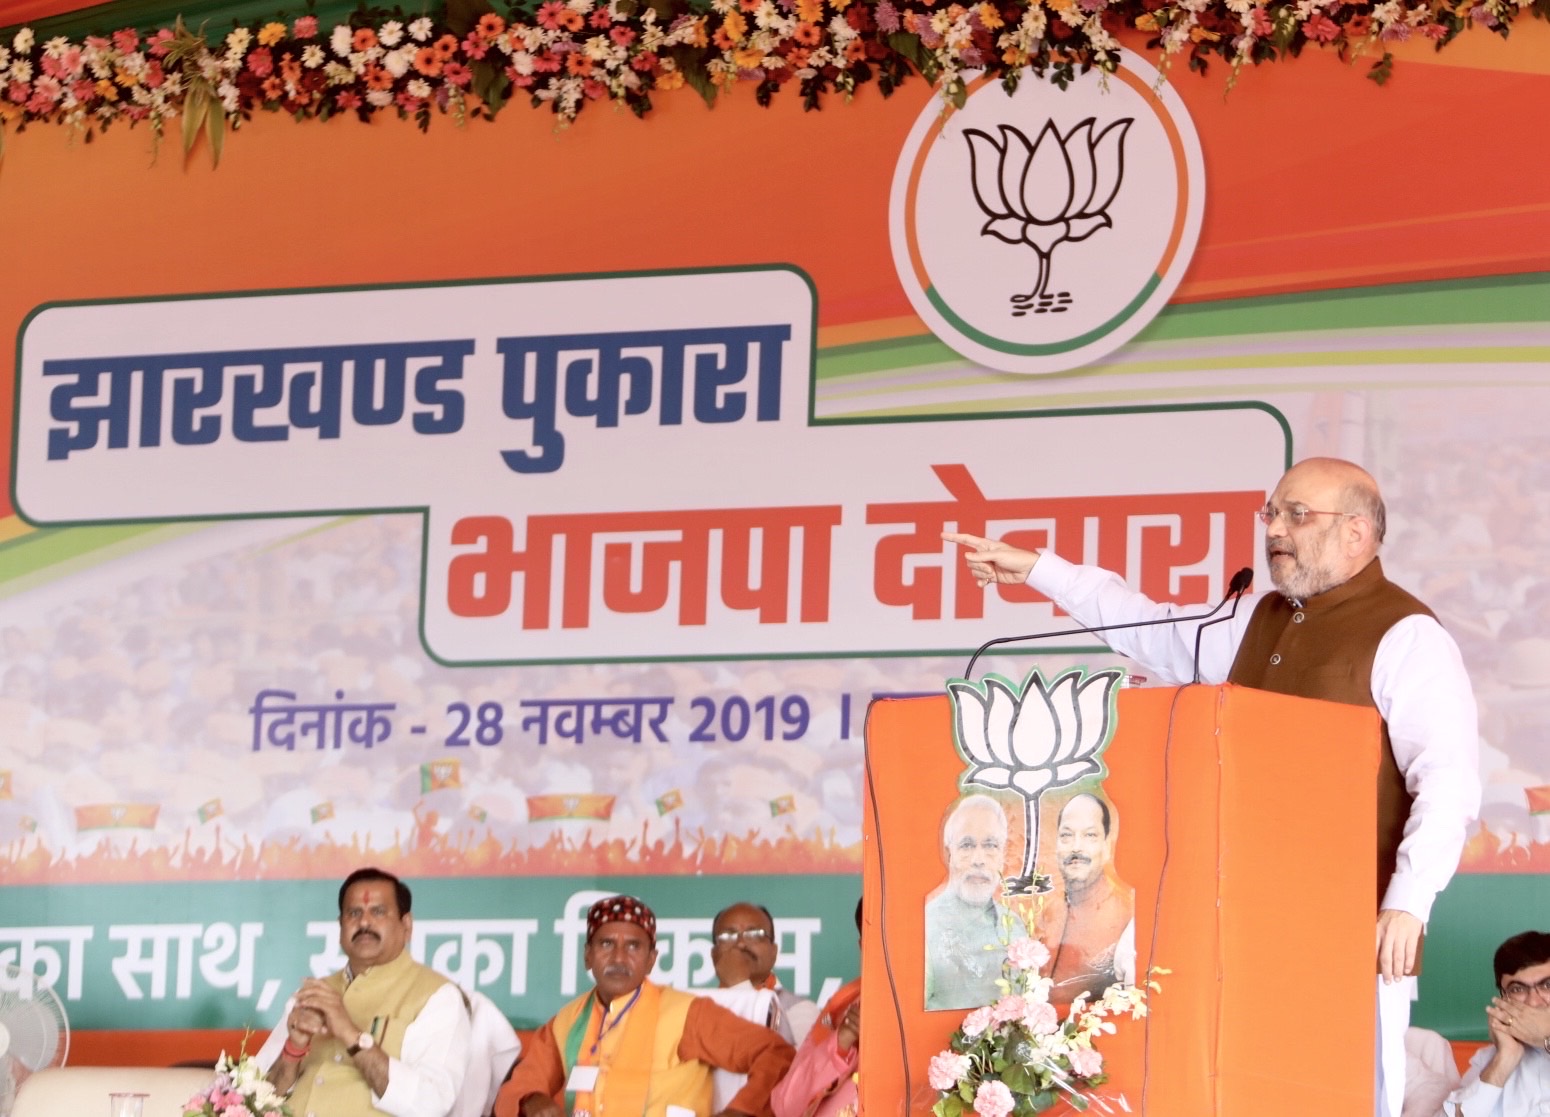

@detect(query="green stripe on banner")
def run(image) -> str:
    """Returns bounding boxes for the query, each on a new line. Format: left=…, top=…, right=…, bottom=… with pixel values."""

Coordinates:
left=2, top=2, right=362, bottom=40
left=0, top=522, right=204, bottom=591
left=1136, top=271, right=1550, bottom=343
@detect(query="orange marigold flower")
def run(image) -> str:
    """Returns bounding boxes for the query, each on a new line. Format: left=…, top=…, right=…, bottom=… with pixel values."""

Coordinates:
left=363, top=62, right=394, bottom=89
left=561, top=8, right=586, bottom=31
left=978, top=3, right=1004, bottom=26
left=733, top=46, right=764, bottom=67
left=712, top=25, right=736, bottom=48
left=844, top=37, right=865, bottom=57
left=434, top=34, right=459, bottom=58
left=280, top=53, right=302, bottom=83
left=831, top=0, right=854, bottom=10
left=566, top=52, right=594, bottom=74
left=478, top=13, right=506, bottom=37
left=787, top=45, right=811, bottom=65
left=796, top=0, right=823, bottom=21
left=352, top=27, right=378, bottom=51
left=1189, top=24, right=1220, bottom=39
left=687, top=17, right=710, bottom=45
left=792, top=20, right=823, bottom=43
left=414, top=46, right=444, bottom=75
left=95, top=78, right=120, bottom=101
left=657, top=69, right=686, bottom=89
left=1045, top=0, right=1072, bottom=14
left=1001, top=45, right=1026, bottom=63
left=722, top=11, right=749, bottom=41
left=1134, top=11, right=1158, bottom=28
left=257, top=21, right=287, bottom=46
left=262, top=75, right=285, bottom=99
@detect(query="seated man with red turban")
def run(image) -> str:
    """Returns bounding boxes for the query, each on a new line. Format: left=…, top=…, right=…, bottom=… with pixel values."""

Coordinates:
left=495, top=895, right=795, bottom=1117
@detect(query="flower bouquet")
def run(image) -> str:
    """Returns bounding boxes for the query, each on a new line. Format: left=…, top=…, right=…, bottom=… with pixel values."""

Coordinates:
left=929, top=936, right=1156, bottom=1116
left=182, top=1049, right=290, bottom=1117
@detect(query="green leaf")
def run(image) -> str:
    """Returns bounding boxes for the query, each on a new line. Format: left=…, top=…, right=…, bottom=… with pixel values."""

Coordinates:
left=205, top=99, right=224, bottom=168
left=181, top=83, right=207, bottom=160
left=471, top=59, right=511, bottom=114
left=667, top=47, right=718, bottom=107
left=1366, top=50, right=1393, bottom=84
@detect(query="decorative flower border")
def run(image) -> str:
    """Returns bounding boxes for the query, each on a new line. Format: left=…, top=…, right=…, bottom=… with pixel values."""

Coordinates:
left=0, top=0, right=1542, bottom=160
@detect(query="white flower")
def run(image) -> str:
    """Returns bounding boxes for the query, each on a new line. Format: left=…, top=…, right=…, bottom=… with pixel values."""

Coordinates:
left=42, top=34, right=69, bottom=57
left=218, top=79, right=239, bottom=112
left=13, top=27, right=34, bottom=53
left=583, top=34, right=613, bottom=59
left=406, top=77, right=431, bottom=98
left=9, top=58, right=33, bottom=82
left=324, top=61, right=354, bottom=84
left=379, top=20, right=405, bottom=47
left=330, top=24, right=353, bottom=56
left=384, top=47, right=412, bottom=77
left=302, top=44, right=325, bottom=67
left=366, top=88, right=394, bottom=106
left=408, top=17, right=434, bottom=42
left=225, top=27, right=252, bottom=55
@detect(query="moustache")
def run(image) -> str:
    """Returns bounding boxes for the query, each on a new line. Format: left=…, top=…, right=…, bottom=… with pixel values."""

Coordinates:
left=601, top=964, right=635, bottom=978
left=352, top=929, right=380, bottom=942
left=1266, top=542, right=1295, bottom=558
left=1062, top=854, right=1091, bottom=865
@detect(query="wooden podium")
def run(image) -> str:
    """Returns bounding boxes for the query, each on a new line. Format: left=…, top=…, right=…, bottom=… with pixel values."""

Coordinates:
left=860, top=683, right=1380, bottom=1116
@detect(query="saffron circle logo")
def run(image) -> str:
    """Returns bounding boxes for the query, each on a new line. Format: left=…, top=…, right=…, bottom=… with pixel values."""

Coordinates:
left=890, top=53, right=1205, bottom=375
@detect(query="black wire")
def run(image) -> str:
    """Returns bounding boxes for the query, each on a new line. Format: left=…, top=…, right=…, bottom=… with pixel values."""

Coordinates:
left=861, top=702, right=914, bottom=1112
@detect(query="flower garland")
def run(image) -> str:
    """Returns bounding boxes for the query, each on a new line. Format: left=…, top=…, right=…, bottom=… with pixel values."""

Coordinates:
left=0, top=0, right=1542, bottom=158
left=182, top=1048, right=290, bottom=1117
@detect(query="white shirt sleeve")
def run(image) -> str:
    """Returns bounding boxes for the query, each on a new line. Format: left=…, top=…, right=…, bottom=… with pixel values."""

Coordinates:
left=1023, top=551, right=1260, bottom=686
left=375, top=982, right=472, bottom=1117
left=255, top=1006, right=291, bottom=1072
left=1370, top=614, right=1481, bottom=922
left=1445, top=1046, right=1506, bottom=1117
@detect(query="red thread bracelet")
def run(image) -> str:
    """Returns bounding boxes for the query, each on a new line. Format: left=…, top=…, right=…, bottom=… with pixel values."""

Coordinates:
left=282, top=1039, right=310, bottom=1061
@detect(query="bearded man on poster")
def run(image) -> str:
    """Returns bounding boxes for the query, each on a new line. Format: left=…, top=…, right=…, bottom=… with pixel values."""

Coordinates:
left=946, top=456, right=1481, bottom=1117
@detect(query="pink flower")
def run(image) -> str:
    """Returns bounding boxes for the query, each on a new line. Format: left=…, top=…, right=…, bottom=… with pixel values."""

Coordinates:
left=536, top=3, right=570, bottom=30
left=1023, top=1000, right=1059, bottom=1035
left=247, top=47, right=274, bottom=76
left=1301, top=12, right=1340, bottom=41
left=1251, top=7, right=1273, bottom=35
left=293, top=15, right=319, bottom=39
left=443, top=61, right=472, bottom=86
left=1006, top=938, right=1051, bottom=972
left=219, top=1104, right=255, bottom=1117
left=335, top=90, right=362, bottom=108
left=611, top=26, right=638, bottom=45
left=7, top=81, right=28, bottom=104
left=973, top=1080, right=1015, bottom=1117
left=961, top=1006, right=996, bottom=1038
left=1068, top=1046, right=1103, bottom=1077
left=147, top=28, right=175, bottom=56
left=144, top=61, right=165, bottom=87
left=991, top=994, right=1027, bottom=1025
left=181, top=1093, right=208, bottom=1111
left=112, top=28, right=140, bottom=53
left=1419, top=21, right=1448, bottom=38
left=928, top=1050, right=973, bottom=1090
left=462, top=32, right=490, bottom=58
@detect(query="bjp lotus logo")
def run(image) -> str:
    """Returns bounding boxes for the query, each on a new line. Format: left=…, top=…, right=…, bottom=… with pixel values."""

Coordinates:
left=964, top=119, right=1132, bottom=317
left=889, top=50, right=1204, bottom=375
left=948, top=666, right=1123, bottom=894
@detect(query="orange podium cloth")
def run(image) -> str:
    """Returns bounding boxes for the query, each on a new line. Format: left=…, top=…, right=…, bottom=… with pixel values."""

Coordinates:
left=861, top=683, right=1379, bottom=1117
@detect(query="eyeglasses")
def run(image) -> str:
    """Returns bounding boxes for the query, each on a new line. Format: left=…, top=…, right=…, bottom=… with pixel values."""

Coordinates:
left=713, top=927, right=773, bottom=945
left=1257, top=504, right=1357, bottom=528
left=1501, top=975, right=1550, bottom=1002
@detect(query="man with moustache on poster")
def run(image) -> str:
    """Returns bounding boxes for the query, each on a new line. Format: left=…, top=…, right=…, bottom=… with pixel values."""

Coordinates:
left=1039, top=792, right=1135, bottom=1006
left=946, top=456, right=1481, bottom=1117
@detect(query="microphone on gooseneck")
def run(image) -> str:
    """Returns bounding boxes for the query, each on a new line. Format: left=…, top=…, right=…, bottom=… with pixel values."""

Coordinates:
left=963, top=567, right=1257, bottom=680
left=1190, top=567, right=1255, bottom=684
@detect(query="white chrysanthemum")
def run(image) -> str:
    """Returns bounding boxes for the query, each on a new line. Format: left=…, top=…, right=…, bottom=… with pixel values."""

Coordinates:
left=366, top=88, right=394, bottom=105
left=9, top=58, right=33, bottom=82
left=324, top=60, right=354, bottom=83
left=330, top=24, right=353, bottom=56
left=407, top=77, right=431, bottom=97
left=13, top=27, right=35, bottom=53
left=582, top=34, right=612, bottom=59
left=408, top=17, right=434, bottom=41
left=225, top=27, right=252, bottom=54
left=42, top=35, right=68, bottom=57
left=218, top=80, right=239, bottom=112
left=383, top=48, right=411, bottom=77
left=301, top=44, right=325, bottom=67
left=379, top=20, right=405, bottom=47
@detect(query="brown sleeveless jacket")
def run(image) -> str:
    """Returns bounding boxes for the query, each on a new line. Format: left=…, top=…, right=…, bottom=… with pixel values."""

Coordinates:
left=1227, top=558, right=1432, bottom=908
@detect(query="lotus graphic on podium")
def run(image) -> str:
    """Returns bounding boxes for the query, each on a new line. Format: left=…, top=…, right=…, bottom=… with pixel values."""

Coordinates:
left=947, top=666, right=1123, bottom=895
left=964, top=118, right=1132, bottom=317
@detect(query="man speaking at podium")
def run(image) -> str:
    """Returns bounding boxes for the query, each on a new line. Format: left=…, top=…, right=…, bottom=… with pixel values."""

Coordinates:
left=946, top=456, right=1481, bottom=1117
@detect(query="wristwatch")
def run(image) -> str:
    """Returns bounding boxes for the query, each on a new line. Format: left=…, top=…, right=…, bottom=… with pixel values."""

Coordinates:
left=347, top=1031, right=376, bottom=1057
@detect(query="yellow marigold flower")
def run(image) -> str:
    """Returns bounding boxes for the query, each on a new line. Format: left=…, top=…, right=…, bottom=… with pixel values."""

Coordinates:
left=979, top=4, right=1005, bottom=27
left=733, top=45, right=764, bottom=66
left=1045, top=0, right=1072, bottom=13
left=1001, top=45, right=1026, bottom=63
left=95, top=78, right=120, bottom=100
left=689, top=17, right=710, bottom=45
left=796, top=0, right=822, bottom=20
left=113, top=67, right=140, bottom=87
left=831, top=0, right=854, bottom=10
left=257, top=21, right=287, bottom=46
left=723, top=10, right=749, bottom=39
left=1134, top=11, right=1158, bottom=27
left=1190, top=24, right=1221, bottom=38
left=658, top=69, right=686, bottom=88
